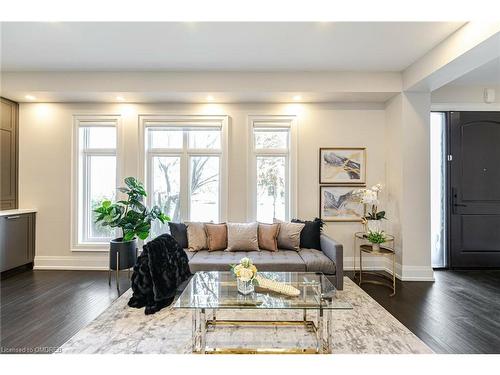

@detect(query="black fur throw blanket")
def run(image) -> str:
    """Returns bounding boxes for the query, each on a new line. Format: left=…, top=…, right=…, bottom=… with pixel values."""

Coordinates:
left=128, top=234, right=191, bottom=315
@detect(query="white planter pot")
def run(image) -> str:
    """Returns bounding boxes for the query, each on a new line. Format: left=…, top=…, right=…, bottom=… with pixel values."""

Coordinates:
left=371, top=243, right=381, bottom=251
left=366, top=219, right=382, bottom=233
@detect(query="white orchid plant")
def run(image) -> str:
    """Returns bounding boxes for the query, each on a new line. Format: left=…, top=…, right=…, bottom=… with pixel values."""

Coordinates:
left=230, top=257, right=258, bottom=283
left=353, top=183, right=387, bottom=222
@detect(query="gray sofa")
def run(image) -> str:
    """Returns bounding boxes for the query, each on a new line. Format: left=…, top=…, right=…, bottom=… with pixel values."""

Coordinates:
left=184, top=234, right=344, bottom=290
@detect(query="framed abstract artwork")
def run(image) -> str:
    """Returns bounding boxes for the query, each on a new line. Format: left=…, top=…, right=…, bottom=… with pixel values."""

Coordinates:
left=319, top=147, right=366, bottom=185
left=319, top=186, right=363, bottom=222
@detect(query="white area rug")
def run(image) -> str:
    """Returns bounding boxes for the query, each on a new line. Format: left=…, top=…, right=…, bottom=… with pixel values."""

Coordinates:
left=58, top=277, right=432, bottom=354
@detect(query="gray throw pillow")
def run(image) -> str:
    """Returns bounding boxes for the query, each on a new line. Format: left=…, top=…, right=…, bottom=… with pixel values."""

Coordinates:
left=274, top=219, right=305, bottom=251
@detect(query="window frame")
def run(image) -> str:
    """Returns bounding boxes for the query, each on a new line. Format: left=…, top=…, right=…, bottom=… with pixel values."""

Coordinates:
left=247, top=115, right=297, bottom=222
left=139, top=115, right=229, bottom=224
left=71, top=115, right=122, bottom=252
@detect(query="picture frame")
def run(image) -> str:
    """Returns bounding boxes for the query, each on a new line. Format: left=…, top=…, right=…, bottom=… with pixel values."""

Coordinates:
left=319, top=147, right=366, bottom=185
left=319, top=185, right=363, bottom=222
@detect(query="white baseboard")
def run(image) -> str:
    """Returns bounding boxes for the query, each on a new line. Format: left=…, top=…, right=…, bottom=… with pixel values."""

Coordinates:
left=34, top=255, right=108, bottom=270
left=34, top=254, right=435, bottom=281
left=344, top=256, right=434, bottom=282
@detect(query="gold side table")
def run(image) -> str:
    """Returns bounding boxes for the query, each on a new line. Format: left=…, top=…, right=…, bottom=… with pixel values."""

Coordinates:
left=353, top=232, right=396, bottom=297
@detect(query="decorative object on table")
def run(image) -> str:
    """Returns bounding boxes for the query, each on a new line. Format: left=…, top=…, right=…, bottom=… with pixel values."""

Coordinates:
left=319, top=147, right=366, bottom=185
left=231, top=257, right=258, bottom=295
left=94, top=177, right=170, bottom=291
left=366, top=230, right=387, bottom=251
left=291, top=217, right=324, bottom=250
left=254, top=275, right=301, bottom=297
left=128, top=234, right=192, bottom=314
left=353, top=183, right=386, bottom=232
left=319, top=186, right=364, bottom=222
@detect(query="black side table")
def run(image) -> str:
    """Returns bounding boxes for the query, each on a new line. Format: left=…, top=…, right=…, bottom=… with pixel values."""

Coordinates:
left=108, top=239, right=138, bottom=292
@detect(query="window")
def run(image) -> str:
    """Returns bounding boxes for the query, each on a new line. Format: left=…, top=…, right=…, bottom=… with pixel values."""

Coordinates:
left=430, top=112, right=447, bottom=268
left=73, top=116, right=120, bottom=247
left=249, top=116, right=297, bottom=223
left=141, top=116, right=228, bottom=238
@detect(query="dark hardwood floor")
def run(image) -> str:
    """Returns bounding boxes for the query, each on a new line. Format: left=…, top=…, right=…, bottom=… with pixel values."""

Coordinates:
left=346, top=269, right=500, bottom=354
left=1, top=269, right=499, bottom=354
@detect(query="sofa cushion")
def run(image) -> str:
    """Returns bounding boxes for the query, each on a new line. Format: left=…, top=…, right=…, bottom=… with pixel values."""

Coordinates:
left=245, top=250, right=306, bottom=272
left=292, top=217, right=324, bottom=250
left=205, top=223, right=228, bottom=251
left=227, top=222, right=259, bottom=251
left=258, top=223, right=280, bottom=252
left=183, top=248, right=196, bottom=261
left=168, top=222, right=188, bottom=249
left=186, top=222, right=208, bottom=251
left=273, top=219, right=305, bottom=251
left=298, top=248, right=336, bottom=274
left=189, top=250, right=247, bottom=272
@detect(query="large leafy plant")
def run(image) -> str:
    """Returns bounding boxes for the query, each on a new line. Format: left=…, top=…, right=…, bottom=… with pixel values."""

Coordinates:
left=94, top=177, right=170, bottom=241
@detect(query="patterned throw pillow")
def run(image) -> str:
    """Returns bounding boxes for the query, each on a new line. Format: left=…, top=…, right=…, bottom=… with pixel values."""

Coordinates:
left=273, top=219, right=305, bottom=251
left=258, top=223, right=280, bottom=252
left=186, top=222, right=208, bottom=252
left=205, top=223, right=228, bottom=251
left=226, top=222, right=259, bottom=252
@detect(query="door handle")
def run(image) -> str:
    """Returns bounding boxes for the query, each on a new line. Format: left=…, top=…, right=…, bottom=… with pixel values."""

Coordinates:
left=6, top=215, right=21, bottom=220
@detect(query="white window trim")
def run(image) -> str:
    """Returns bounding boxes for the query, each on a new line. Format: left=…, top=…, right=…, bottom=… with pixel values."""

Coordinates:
left=139, top=115, right=229, bottom=223
left=71, top=115, right=123, bottom=252
left=247, top=115, right=298, bottom=222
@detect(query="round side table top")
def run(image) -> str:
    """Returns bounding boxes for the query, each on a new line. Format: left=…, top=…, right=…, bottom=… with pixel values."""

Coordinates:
left=359, top=244, right=395, bottom=255
left=354, top=232, right=395, bottom=241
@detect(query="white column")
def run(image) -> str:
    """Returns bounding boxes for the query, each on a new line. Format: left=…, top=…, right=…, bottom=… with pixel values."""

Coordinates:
left=385, top=92, right=434, bottom=281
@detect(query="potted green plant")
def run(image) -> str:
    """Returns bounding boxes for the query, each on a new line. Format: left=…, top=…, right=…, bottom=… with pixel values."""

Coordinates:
left=366, top=230, right=386, bottom=251
left=94, top=177, right=170, bottom=270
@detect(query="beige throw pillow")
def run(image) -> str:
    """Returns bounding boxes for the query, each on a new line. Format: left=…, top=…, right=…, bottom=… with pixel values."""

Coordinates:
left=274, top=219, right=305, bottom=251
left=258, top=223, right=280, bottom=252
left=186, top=222, right=208, bottom=251
left=205, top=223, right=228, bottom=251
left=226, top=222, right=259, bottom=252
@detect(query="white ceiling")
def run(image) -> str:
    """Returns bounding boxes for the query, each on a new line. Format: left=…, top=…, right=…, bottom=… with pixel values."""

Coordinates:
left=1, top=22, right=464, bottom=72
left=445, top=57, right=500, bottom=86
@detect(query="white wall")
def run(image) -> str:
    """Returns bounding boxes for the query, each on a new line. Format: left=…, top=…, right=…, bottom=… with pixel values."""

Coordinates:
left=18, top=102, right=387, bottom=270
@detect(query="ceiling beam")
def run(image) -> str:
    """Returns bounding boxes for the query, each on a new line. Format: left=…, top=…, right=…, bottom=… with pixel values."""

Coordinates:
left=403, top=21, right=500, bottom=92
left=1, top=71, right=401, bottom=97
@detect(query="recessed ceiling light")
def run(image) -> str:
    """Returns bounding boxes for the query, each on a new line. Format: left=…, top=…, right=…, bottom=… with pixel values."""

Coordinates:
left=206, top=95, right=215, bottom=102
left=25, top=95, right=36, bottom=100
left=293, top=95, right=302, bottom=101
left=116, top=96, right=125, bottom=101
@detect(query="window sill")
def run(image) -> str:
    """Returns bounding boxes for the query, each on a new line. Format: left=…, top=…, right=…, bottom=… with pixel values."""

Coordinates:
left=71, top=245, right=110, bottom=252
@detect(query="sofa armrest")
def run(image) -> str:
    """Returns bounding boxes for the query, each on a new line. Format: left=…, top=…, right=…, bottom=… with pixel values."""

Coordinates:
left=320, top=234, right=344, bottom=290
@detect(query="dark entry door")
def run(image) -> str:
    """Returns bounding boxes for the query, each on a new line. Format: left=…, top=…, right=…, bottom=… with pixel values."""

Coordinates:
left=449, top=111, right=500, bottom=268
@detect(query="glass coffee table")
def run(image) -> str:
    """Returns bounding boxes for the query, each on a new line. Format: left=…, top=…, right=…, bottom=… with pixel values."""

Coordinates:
left=173, top=271, right=352, bottom=354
